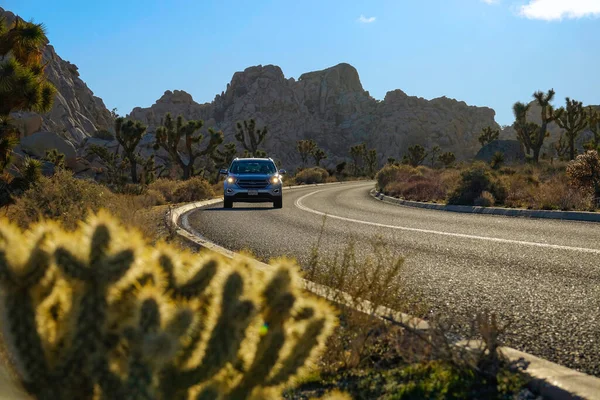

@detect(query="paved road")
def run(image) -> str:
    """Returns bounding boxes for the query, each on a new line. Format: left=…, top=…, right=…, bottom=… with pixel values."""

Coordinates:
left=187, top=181, right=600, bottom=376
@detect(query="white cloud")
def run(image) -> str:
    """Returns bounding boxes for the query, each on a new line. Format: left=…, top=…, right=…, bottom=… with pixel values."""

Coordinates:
left=518, top=0, right=600, bottom=20
left=357, top=15, right=376, bottom=23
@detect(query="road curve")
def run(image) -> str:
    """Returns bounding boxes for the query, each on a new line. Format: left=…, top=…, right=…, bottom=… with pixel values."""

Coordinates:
left=187, top=181, right=600, bottom=376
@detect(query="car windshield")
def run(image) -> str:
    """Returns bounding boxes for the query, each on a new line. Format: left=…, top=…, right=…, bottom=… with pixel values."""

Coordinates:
left=230, top=160, right=276, bottom=174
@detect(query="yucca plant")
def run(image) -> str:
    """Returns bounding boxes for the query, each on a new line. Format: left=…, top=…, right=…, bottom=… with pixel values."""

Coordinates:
left=0, top=210, right=337, bottom=400
left=154, top=113, right=224, bottom=180
left=0, top=16, right=56, bottom=172
left=114, top=117, right=147, bottom=183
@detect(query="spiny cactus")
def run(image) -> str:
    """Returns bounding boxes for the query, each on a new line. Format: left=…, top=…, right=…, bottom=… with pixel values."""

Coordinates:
left=0, top=210, right=337, bottom=400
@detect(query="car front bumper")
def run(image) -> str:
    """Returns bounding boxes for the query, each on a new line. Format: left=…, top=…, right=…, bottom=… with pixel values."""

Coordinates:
left=224, top=186, right=282, bottom=202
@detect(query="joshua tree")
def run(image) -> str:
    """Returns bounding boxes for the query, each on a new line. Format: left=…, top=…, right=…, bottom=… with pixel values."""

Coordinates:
left=512, top=102, right=536, bottom=157
left=584, top=107, right=600, bottom=151
left=365, top=148, right=378, bottom=177
left=531, top=89, right=563, bottom=163
left=490, top=152, right=504, bottom=170
left=0, top=16, right=56, bottom=172
left=513, top=89, right=563, bottom=163
left=297, top=139, right=317, bottom=167
left=478, top=126, right=500, bottom=147
left=210, top=142, right=237, bottom=183
left=114, top=117, right=147, bottom=183
left=403, top=144, right=427, bottom=167
left=555, top=98, right=587, bottom=160
left=154, top=113, right=223, bottom=180
left=313, top=147, right=327, bottom=167
left=44, top=149, right=66, bottom=170
left=553, top=133, right=569, bottom=160
left=349, top=143, right=367, bottom=176
left=235, top=119, right=268, bottom=157
left=438, top=151, right=456, bottom=168
left=387, top=157, right=396, bottom=165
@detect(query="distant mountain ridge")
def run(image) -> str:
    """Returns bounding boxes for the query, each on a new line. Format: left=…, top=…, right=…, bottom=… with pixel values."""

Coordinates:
left=129, top=63, right=500, bottom=167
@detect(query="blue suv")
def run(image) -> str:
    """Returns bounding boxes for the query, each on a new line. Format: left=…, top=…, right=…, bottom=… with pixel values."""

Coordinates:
left=220, top=158, right=286, bottom=209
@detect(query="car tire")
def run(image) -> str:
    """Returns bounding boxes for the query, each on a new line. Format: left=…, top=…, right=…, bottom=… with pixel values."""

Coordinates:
left=273, top=198, right=283, bottom=209
left=224, top=198, right=233, bottom=209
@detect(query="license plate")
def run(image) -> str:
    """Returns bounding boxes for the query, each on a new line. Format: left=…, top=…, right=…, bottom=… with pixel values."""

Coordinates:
left=248, top=190, right=258, bottom=196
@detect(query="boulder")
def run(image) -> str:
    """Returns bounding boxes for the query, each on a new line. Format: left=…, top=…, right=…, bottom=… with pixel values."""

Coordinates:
left=9, top=112, right=43, bottom=137
left=19, top=132, right=78, bottom=168
left=475, top=140, right=526, bottom=164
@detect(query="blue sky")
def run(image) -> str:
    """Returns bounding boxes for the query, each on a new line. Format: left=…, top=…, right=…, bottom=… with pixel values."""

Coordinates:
left=4, top=0, right=600, bottom=125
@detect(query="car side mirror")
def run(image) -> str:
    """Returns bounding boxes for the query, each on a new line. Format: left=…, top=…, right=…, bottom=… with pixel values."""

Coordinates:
left=219, top=169, right=228, bottom=175
left=278, top=169, right=286, bottom=175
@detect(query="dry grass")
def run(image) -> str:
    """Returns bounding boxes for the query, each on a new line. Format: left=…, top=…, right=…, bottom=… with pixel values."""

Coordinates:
left=377, top=161, right=598, bottom=211
left=4, top=171, right=214, bottom=244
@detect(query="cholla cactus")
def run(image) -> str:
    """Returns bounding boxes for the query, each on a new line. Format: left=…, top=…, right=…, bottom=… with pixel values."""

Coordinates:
left=0, top=210, right=337, bottom=400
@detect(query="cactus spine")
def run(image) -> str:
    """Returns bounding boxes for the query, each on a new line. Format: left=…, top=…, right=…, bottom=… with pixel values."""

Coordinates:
left=0, top=211, right=336, bottom=400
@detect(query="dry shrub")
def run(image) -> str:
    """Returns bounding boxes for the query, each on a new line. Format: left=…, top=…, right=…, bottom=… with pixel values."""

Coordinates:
left=375, top=164, right=419, bottom=190
left=148, top=177, right=215, bottom=203
left=6, top=169, right=115, bottom=229
left=499, top=174, right=535, bottom=208
left=474, top=191, right=495, bottom=207
left=295, top=167, right=329, bottom=184
left=147, top=178, right=181, bottom=202
left=531, top=177, right=593, bottom=211
left=447, top=164, right=506, bottom=206
left=5, top=170, right=173, bottom=243
left=171, top=176, right=215, bottom=203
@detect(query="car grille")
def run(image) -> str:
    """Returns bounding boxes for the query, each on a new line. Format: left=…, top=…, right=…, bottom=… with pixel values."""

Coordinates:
left=237, top=179, right=269, bottom=189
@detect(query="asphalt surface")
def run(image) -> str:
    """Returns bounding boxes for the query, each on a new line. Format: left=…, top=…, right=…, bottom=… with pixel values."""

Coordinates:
left=187, top=181, right=600, bottom=376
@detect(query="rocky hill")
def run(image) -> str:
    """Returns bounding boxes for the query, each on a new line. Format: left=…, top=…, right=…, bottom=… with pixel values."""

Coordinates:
left=1, top=7, right=113, bottom=144
left=129, top=63, right=500, bottom=167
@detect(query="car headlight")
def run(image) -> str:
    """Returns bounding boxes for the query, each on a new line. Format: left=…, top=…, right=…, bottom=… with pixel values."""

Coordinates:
left=271, top=176, right=280, bottom=184
left=226, top=177, right=235, bottom=184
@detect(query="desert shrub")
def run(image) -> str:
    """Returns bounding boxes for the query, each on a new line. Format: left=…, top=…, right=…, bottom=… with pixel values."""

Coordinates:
left=531, top=177, right=593, bottom=211
left=499, top=174, right=535, bottom=208
left=140, top=189, right=167, bottom=207
left=148, top=177, right=214, bottom=204
left=447, top=164, right=506, bottom=206
left=566, top=150, right=600, bottom=203
left=0, top=211, right=337, bottom=400
left=474, top=191, right=495, bottom=207
left=147, top=178, right=180, bottom=202
left=8, top=169, right=115, bottom=229
left=375, top=164, right=420, bottom=191
left=295, top=167, right=330, bottom=184
left=171, top=176, right=215, bottom=203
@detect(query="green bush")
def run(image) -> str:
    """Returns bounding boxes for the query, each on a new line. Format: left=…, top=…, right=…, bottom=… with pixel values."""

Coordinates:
left=447, top=165, right=506, bottom=206
left=295, top=167, right=330, bottom=184
left=0, top=211, right=337, bottom=400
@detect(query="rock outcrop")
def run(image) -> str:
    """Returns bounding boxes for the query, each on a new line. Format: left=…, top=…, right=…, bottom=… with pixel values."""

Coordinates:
left=128, top=63, right=500, bottom=169
left=1, top=7, right=113, bottom=144
left=475, top=140, right=526, bottom=165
